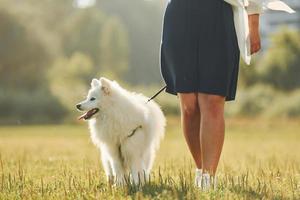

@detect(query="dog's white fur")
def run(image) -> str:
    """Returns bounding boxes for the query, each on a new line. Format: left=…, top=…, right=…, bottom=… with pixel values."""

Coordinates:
left=77, top=77, right=166, bottom=185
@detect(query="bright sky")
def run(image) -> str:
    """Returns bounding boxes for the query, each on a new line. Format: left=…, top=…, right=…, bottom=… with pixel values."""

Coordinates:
left=75, top=0, right=96, bottom=8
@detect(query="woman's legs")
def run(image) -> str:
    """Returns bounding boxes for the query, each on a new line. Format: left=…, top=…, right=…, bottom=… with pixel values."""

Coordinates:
left=178, top=92, right=225, bottom=178
left=197, top=93, right=225, bottom=175
left=178, top=93, right=202, bottom=169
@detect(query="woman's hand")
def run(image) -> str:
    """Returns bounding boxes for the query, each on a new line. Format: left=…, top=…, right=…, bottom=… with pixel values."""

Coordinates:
left=248, top=14, right=261, bottom=55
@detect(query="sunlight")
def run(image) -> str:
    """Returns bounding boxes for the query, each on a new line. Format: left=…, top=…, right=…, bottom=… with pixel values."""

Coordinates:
left=74, top=0, right=96, bottom=8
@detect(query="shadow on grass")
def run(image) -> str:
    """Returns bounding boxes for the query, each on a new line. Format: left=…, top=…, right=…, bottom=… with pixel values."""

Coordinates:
left=227, top=186, right=266, bottom=199
left=122, top=178, right=268, bottom=199
left=118, top=169, right=201, bottom=199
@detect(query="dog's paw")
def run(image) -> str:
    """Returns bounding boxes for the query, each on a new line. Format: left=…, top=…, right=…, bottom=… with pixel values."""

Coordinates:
left=113, top=176, right=126, bottom=187
left=130, top=171, right=149, bottom=186
left=106, top=175, right=115, bottom=185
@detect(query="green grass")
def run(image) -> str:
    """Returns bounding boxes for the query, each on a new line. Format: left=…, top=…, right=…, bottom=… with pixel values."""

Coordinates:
left=0, top=116, right=299, bottom=199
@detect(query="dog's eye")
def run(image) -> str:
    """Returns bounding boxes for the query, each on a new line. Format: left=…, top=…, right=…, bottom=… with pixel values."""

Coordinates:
left=90, top=97, right=96, bottom=101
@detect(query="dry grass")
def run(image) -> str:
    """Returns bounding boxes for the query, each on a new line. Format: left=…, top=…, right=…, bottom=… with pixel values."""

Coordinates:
left=0, top=116, right=299, bottom=199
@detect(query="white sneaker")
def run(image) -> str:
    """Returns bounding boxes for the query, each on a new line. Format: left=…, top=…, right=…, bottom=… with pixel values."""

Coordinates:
left=213, top=175, right=217, bottom=190
left=201, top=173, right=211, bottom=191
left=194, top=168, right=203, bottom=187
left=201, top=173, right=217, bottom=191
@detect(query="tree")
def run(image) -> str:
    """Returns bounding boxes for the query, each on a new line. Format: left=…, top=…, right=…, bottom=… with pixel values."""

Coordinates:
left=99, top=16, right=129, bottom=80
left=257, top=27, right=300, bottom=91
left=0, top=9, right=51, bottom=90
left=48, top=52, right=94, bottom=112
left=96, top=0, right=164, bottom=84
left=61, top=8, right=106, bottom=66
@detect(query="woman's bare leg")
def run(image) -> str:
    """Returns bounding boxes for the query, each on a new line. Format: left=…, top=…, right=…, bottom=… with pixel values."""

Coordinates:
left=197, top=93, right=225, bottom=175
left=178, top=93, right=202, bottom=169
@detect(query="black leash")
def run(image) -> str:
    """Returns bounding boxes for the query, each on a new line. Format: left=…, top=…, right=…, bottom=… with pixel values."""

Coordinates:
left=147, top=85, right=167, bottom=103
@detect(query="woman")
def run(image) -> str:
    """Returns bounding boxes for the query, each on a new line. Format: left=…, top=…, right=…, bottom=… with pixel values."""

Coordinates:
left=159, top=0, right=261, bottom=190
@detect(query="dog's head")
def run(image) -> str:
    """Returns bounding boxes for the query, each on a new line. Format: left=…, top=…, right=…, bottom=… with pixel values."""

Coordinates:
left=76, top=77, right=113, bottom=120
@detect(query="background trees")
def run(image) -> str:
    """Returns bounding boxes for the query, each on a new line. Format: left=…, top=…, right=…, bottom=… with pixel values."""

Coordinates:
left=0, top=0, right=299, bottom=123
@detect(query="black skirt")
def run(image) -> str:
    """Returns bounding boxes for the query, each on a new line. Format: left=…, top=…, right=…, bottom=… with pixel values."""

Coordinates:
left=159, top=0, right=240, bottom=101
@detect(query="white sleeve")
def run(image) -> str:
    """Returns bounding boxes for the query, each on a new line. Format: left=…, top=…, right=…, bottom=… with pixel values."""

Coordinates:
left=246, top=0, right=263, bottom=15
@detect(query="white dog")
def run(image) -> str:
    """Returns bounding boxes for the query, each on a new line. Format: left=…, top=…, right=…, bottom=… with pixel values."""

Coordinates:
left=76, top=77, right=166, bottom=186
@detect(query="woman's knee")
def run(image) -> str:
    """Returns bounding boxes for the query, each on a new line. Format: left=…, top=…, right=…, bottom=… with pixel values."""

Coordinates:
left=178, top=93, right=200, bottom=117
left=197, top=93, right=225, bottom=119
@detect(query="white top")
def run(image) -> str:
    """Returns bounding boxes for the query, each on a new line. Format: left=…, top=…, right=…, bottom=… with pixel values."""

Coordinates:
left=224, top=0, right=296, bottom=65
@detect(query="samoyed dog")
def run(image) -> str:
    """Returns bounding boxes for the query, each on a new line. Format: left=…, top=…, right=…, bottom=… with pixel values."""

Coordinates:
left=76, top=77, right=166, bottom=186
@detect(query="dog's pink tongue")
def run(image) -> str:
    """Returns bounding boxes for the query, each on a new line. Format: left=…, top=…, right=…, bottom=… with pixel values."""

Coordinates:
left=78, top=113, right=87, bottom=120
left=78, top=110, right=93, bottom=120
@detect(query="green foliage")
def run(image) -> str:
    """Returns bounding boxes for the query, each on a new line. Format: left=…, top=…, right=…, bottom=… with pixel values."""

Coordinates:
left=226, top=28, right=300, bottom=118
left=48, top=52, right=94, bottom=113
left=61, top=8, right=107, bottom=65
left=226, top=86, right=300, bottom=118
left=99, top=16, right=129, bottom=80
left=264, top=89, right=300, bottom=118
left=0, top=0, right=166, bottom=123
left=0, top=8, right=51, bottom=90
left=1, top=0, right=300, bottom=123
left=226, top=84, right=278, bottom=117
left=0, top=89, right=66, bottom=124
left=96, top=0, right=164, bottom=84
left=256, top=28, right=300, bottom=90
left=238, top=56, right=260, bottom=88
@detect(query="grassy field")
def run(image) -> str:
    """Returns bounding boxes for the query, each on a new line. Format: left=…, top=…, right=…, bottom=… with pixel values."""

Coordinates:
left=0, top=116, right=299, bottom=199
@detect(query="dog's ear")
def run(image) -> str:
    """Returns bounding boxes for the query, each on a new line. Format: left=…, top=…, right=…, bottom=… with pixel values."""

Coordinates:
left=91, top=78, right=100, bottom=88
left=100, top=77, right=111, bottom=95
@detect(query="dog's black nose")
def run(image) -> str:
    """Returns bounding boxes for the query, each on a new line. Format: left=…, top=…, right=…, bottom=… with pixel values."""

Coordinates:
left=76, top=104, right=82, bottom=110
